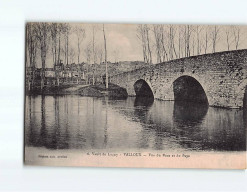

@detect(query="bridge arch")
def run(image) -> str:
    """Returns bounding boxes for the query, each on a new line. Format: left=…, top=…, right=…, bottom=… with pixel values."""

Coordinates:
left=171, top=74, right=209, bottom=105
left=133, top=79, right=154, bottom=98
left=110, top=50, right=247, bottom=108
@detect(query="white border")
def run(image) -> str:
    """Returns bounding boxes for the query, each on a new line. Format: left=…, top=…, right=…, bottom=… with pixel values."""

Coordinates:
left=0, top=0, right=247, bottom=192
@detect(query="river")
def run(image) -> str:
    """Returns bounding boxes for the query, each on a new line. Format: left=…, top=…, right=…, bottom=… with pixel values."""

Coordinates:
left=25, top=95, right=246, bottom=152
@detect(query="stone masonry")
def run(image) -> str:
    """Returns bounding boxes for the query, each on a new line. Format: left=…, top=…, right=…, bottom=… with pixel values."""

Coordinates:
left=110, top=50, right=247, bottom=109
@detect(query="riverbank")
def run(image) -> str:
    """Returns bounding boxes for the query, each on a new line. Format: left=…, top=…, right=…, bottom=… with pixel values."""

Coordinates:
left=26, top=83, right=128, bottom=99
left=78, top=83, right=128, bottom=99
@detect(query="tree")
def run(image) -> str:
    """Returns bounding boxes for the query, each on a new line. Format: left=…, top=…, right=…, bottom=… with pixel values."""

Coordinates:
left=152, top=24, right=163, bottom=63
left=74, top=25, right=86, bottom=64
left=57, top=23, right=67, bottom=65
left=50, top=23, right=58, bottom=65
left=168, top=24, right=177, bottom=60
left=160, top=25, right=168, bottom=61
left=137, top=24, right=152, bottom=64
left=137, top=24, right=147, bottom=63
left=91, top=24, right=100, bottom=85
left=103, top=24, right=108, bottom=89
left=184, top=25, right=193, bottom=57
left=177, top=25, right=184, bottom=58
left=232, top=25, right=241, bottom=50
left=144, top=24, right=152, bottom=64
left=202, top=25, right=210, bottom=54
left=62, top=23, right=71, bottom=65
left=84, top=42, right=92, bottom=84
left=26, top=24, right=38, bottom=68
left=211, top=25, right=220, bottom=53
left=26, top=23, right=38, bottom=89
left=33, top=22, right=51, bottom=89
left=196, top=25, right=203, bottom=55
left=225, top=26, right=232, bottom=51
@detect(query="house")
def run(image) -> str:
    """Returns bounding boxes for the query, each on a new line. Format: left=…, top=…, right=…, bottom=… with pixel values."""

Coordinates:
left=45, top=68, right=55, bottom=78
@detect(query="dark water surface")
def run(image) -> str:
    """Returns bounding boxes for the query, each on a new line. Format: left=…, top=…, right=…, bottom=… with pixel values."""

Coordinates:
left=25, top=95, right=246, bottom=152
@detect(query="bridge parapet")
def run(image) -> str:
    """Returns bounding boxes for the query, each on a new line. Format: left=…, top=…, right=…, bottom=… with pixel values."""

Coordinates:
left=110, top=50, right=247, bottom=108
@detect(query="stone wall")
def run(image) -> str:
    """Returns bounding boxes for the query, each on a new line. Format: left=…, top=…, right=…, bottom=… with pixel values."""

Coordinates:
left=110, top=50, right=247, bottom=108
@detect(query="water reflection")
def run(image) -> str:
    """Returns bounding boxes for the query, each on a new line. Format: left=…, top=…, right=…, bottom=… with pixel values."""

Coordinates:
left=102, top=97, right=109, bottom=148
left=134, top=96, right=154, bottom=108
left=25, top=95, right=246, bottom=152
left=173, top=101, right=208, bottom=122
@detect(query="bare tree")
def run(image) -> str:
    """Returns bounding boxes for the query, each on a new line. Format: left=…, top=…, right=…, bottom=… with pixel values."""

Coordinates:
left=57, top=23, right=67, bottom=65
left=51, top=23, right=69, bottom=66
left=137, top=24, right=148, bottom=63
left=225, top=26, right=232, bottom=51
left=211, top=25, right=220, bottom=53
left=26, top=23, right=38, bottom=89
left=91, top=25, right=96, bottom=64
left=232, top=25, right=241, bottom=50
left=26, top=23, right=38, bottom=68
left=184, top=25, right=193, bottom=57
left=74, top=26, right=86, bottom=64
left=191, top=34, right=195, bottom=56
left=50, top=23, right=68, bottom=86
left=50, top=23, right=59, bottom=65
left=177, top=25, right=184, bottom=58
left=168, top=24, right=177, bottom=60
left=202, top=25, right=210, bottom=54
left=103, top=24, right=108, bottom=89
left=33, top=22, right=51, bottom=89
left=160, top=26, right=168, bottom=61
left=137, top=24, right=152, bottom=64
left=84, top=42, right=92, bottom=84
left=153, top=24, right=164, bottom=63
left=62, top=23, right=71, bottom=65
left=196, top=25, right=203, bottom=55
left=90, top=24, right=100, bottom=85
left=144, top=24, right=152, bottom=64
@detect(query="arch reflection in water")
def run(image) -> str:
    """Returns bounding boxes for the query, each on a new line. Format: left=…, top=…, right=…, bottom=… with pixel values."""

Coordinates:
left=173, top=101, right=208, bottom=123
left=134, top=96, right=154, bottom=108
left=172, top=101, right=209, bottom=150
left=25, top=95, right=246, bottom=152
left=172, top=103, right=246, bottom=151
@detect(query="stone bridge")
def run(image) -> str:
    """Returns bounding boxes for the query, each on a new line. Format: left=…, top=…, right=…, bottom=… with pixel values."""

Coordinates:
left=110, top=50, right=247, bottom=109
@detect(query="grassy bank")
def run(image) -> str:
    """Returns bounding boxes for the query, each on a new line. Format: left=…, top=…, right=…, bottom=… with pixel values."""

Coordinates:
left=26, top=83, right=128, bottom=99
left=78, top=83, right=128, bottom=99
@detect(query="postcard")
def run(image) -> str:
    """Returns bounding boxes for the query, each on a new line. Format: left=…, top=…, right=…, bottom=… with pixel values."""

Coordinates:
left=24, top=22, right=246, bottom=169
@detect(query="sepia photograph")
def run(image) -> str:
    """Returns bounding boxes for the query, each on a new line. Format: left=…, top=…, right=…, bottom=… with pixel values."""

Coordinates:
left=2, top=0, right=247, bottom=192
left=24, top=22, right=246, bottom=169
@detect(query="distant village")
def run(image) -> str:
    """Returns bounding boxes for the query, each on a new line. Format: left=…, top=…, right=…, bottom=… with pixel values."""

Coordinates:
left=25, top=60, right=147, bottom=90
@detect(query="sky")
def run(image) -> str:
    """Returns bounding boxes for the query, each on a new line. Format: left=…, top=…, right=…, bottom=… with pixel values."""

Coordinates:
left=68, top=23, right=143, bottom=62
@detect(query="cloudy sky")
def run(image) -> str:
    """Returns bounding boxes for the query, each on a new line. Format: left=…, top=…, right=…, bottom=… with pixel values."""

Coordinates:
left=71, top=23, right=142, bottom=62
